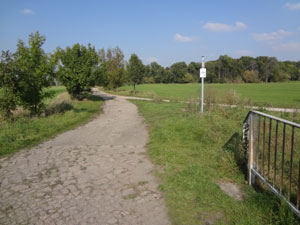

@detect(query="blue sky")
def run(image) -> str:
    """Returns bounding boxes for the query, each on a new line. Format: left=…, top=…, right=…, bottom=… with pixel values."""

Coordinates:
left=0, top=0, right=300, bottom=66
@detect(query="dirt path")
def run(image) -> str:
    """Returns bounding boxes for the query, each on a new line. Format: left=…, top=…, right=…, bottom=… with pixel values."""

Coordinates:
left=101, top=91, right=299, bottom=113
left=0, top=90, right=170, bottom=225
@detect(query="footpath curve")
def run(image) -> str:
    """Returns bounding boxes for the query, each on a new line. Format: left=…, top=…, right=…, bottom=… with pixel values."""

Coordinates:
left=99, top=90, right=298, bottom=113
left=0, top=89, right=170, bottom=225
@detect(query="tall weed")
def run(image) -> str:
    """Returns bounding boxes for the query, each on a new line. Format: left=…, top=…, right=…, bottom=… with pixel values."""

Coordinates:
left=223, top=90, right=240, bottom=105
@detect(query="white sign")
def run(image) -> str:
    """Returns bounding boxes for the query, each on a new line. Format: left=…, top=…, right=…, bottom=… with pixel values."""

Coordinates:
left=200, top=68, right=206, bottom=78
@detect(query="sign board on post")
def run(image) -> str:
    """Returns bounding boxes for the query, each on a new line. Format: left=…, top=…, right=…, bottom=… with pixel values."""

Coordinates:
left=200, top=56, right=205, bottom=113
left=200, top=68, right=206, bottom=78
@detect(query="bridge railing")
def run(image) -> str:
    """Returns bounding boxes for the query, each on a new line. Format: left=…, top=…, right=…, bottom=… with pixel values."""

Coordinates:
left=243, top=110, right=300, bottom=216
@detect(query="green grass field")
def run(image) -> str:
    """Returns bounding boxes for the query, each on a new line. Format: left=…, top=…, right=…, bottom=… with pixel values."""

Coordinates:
left=108, top=82, right=300, bottom=108
left=0, top=87, right=103, bottom=157
left=44, top=86, right=67, bottom=98
left=132, top=100, right=299, bottom=224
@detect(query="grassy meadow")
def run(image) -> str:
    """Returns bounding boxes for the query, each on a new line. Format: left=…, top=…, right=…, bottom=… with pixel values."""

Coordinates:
left=107, top=82, right=300, bottom=108
left=0, top=86, right=103, bottom=157
left=132, top=100, right=300, bottom=224
left=44, top=86, right=67, bottom=100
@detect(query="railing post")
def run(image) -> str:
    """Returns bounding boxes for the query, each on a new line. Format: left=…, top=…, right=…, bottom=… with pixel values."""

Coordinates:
left=248, top=114, right=255, bottom=185
left=242, top=110, right=300, bottom=218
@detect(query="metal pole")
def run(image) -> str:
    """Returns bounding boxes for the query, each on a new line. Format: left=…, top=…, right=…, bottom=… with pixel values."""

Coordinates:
left=201, top=78, right=204, bottom=113
left=201, top=56, right=205, bottom=113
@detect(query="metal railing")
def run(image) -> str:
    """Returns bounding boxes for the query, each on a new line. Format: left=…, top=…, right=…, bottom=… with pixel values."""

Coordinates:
left=243, top=110, right=300, bottom=216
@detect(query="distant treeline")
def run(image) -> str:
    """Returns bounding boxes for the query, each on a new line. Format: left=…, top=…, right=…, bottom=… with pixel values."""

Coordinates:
left=143, top=55, right=300, bottom=84
left=1, top=32, right=300, bottom=118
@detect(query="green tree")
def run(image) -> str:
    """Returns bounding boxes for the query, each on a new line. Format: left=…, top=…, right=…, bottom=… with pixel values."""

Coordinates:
left=55, top=43, right=98, bottom=99
left=170, top=62, right=188, bottom=83
left=183, top=73, right=194, bottom=83
left=97, top=47, right=126, bottom=90
left=146, top=62, right=165, bottom=83
left=188, top=62, right=201, bottom=82
left=94, top=61, right=109, bottom=87
left=0, top=51, right=19, bottom=119
left=218, top=55, right=235, bottom=82
left=256, top=56, right=278, bottom=83
left=205, top=60, right=219, bottom=83
left=14, top=32, right=54, bottom=115
left=238, top=56, right=257, bottom=72
left=280, top=61, right=299, bottom=81
left=106, top=60, right=125, bottom=90
left=127, top=54, right=145, bottom=93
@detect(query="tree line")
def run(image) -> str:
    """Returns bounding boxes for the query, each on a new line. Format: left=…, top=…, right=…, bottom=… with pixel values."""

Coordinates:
left=1, top=32, right=300, bottom=119
left=142, top=55, right=300, bottom=84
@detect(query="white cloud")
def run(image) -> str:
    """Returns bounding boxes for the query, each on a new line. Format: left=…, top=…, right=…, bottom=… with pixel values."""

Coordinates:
left=203, top=21, right=246, bottom=32
left=174, top=34, right=193, bottom=42
left=146, top=57, right=158, bottom=63
left=235, top=50, right=253, bottom=56
left=21, top=9, right=34, bottom=14
left=252, top=29, right=292, bottom=41
left=285, top=2, right=300, bottom=10
left=272, top=42, right=300, bottom=52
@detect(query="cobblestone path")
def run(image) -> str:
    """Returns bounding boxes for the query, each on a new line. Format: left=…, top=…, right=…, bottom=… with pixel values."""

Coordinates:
left=0, top=91, right=170, bottom=225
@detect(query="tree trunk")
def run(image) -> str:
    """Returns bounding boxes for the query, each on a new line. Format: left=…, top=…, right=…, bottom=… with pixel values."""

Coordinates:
left=134, top=84, right=136, bottom=94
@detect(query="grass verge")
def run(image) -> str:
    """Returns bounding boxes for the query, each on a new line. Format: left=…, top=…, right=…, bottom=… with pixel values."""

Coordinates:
left=132, top=99, right=299, bottom=224
left=44, top=86, right=67, bottom=103
left=0, top=92, right=103, bottom=157
left=104, top=82, right=300, bottom=108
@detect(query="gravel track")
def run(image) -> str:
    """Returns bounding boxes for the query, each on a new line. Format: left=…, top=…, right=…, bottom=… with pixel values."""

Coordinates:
left=0, top=90, right=170, bottom=225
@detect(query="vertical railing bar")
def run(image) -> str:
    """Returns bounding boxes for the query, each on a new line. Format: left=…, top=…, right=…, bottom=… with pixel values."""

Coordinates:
left=297, top=161, right=300, bottom=209
left=288, top=126, right=295, bottom=201
left=281, top=123, right=286, bottom=195
left=268, top=118, right=272, bottom=180
left=248, top=114, right=255, bottom=185
left=274, top=120, right=278, bottom=187
left=263, top=117, right=266, bottom=177
left=257, top=116, right=261, bottom=172
left=245, top=111, right=300, bottom=218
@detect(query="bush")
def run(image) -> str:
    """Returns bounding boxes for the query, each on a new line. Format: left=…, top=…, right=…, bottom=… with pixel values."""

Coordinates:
left=0, top=51, right=19, bottom=119
left=45, top=101, right=73, bottom=116
left=44, top=92, right=73, bottom=116
left=0, top=88, right=18, bottom=119
left=233, top=76, right=244, bottom=83
left=14, top=32, right=54, bottom=115
left=278, top=73, right=290, bottom=82
left=0, top=32, right=54, bottom=118
left=183, top=73, right=195, bottom=83
left=143, top=76, right=155, bottom=84
left=243, top=70, right=260, bottom=83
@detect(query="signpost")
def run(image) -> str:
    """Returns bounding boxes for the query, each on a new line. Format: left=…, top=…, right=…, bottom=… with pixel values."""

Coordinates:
left=200, top=56, right=206, bottom=113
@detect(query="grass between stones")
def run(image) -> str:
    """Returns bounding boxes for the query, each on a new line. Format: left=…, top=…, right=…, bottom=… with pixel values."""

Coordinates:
left=132, top=99, right=299, bottom=225
left=105, top=82, right=300, bottom=108
left=0, top=87, right=103, bottom=157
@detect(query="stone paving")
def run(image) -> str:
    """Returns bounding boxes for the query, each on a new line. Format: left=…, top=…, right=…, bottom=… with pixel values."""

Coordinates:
left=0, top=91, right=170, bottom=225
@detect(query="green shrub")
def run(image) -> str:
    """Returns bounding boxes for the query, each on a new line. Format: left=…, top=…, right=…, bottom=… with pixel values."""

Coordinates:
left=45, top=101, right=73, bottom=116
left=0, top=51, right=19, bottom=119
left=243, top=70, right=260, bottom=83
left=14, top=32, right=54, bottom=115
left=55, top=43, right=98, bottom=99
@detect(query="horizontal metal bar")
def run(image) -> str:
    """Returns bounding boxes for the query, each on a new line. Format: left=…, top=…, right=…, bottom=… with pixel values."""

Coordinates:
left=243, top=110, right=300, bottom=128
left=251, top=168, right=300, bottom=218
